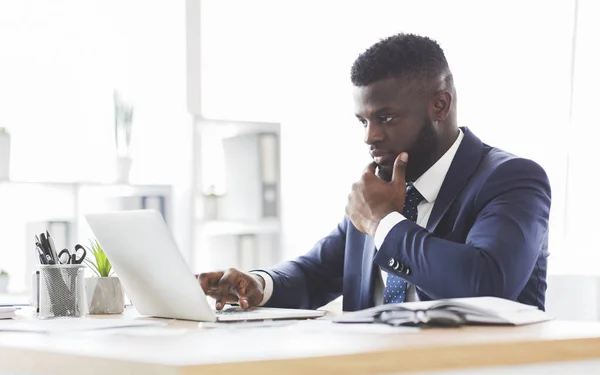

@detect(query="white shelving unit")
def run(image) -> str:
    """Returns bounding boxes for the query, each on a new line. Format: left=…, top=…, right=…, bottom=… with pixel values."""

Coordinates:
left=191, top=117, right=282, bottom=273
left=185, top=1, right=283, bottom=273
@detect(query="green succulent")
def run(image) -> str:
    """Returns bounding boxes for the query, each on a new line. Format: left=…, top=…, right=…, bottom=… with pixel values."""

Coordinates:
left=84, top=239, right=114, bottom=278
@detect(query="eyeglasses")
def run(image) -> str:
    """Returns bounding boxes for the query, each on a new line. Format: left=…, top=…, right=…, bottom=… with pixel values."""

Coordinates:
left=374, top=309, right=466, bottom=328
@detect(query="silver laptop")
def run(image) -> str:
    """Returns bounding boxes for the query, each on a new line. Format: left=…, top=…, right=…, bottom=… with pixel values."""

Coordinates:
left=84, top=209, right=326, bottom=322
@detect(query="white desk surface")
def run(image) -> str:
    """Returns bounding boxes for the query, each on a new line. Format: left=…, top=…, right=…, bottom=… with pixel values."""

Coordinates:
left=2, top=307, right=600, bottom=375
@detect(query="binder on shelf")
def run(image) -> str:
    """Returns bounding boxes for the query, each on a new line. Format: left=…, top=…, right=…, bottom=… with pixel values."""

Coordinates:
left=141, top=195, right=167, bottom=221
left=47, top=221, right=71, bottom=251
left=221, top=132, right=279, bottom=222
left=259, top=133, right=278, bottom=218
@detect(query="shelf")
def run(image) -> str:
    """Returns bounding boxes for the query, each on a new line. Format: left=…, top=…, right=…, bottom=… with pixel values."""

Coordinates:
left=196, top=219, right=280, bottom=236
left=195, top=118, right=280, bottom=139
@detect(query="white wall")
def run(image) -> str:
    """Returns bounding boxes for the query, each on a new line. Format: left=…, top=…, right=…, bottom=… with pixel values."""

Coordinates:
left=546, top=274, right=600, bottom=320
left=0, top=0, right=193, bottom=291
left=0, top=0, right=190, bottom=185
left=563, top=0, right=600, bottom=258
left=277, top=0, right=575, bottom=260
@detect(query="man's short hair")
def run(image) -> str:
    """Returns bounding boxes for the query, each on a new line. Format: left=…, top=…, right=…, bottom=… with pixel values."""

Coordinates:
left=350, top=33, right=451, bottom=92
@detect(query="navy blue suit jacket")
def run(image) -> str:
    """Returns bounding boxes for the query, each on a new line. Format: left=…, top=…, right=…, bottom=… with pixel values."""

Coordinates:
left=260, top=127, right=551, bottom=311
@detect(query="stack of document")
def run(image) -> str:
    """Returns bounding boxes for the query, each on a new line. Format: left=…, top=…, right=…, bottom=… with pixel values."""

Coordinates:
left=333, top=297, right=553, bottom=327
left=0, top=307, right=16, bottom=320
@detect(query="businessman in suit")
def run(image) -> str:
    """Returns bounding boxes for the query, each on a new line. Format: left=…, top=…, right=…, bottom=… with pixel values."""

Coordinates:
left=199, top=33, right=551, bottom=312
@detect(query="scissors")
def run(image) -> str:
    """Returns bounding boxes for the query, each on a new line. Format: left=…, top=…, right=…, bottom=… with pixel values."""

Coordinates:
left=58, top=244, right=87, bottom=264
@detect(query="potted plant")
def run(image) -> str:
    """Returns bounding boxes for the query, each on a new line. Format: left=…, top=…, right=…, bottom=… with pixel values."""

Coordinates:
left=0, top=127, right=10, bottom=180
left=83, top=239, right=125, bottom=314
left=0, top=269, right=9, bottom=294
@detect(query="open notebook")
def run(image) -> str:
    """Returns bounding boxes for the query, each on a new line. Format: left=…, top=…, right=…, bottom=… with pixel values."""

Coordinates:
left=333, top=297, right=552, bottom=327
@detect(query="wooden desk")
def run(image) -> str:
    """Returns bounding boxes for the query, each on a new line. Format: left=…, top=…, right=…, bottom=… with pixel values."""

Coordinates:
left=2, top=310, right=600, bottom=375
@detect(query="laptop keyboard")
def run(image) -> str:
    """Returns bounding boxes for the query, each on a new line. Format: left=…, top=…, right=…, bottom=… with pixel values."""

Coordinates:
left=215, top=308, right=260, bottom=315
left=215, top=310, right=238, bottom=315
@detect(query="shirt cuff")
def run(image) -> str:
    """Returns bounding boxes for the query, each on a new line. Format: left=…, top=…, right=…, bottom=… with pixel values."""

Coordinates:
left=374, top=211, right=406, bottom=249
left=250, top=271, right=273, bottom=306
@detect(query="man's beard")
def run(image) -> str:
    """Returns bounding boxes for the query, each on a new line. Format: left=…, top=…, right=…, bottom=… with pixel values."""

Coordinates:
left=377, top=120, right=438, bottom=182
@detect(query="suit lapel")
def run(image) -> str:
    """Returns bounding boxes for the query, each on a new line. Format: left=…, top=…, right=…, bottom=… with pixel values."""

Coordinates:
left=426, top=127, right=484, bottom=233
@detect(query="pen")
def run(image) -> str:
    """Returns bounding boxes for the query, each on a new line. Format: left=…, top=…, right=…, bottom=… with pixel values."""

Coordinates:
left=34, top=235, right=61, bottom=316
left=46, top=231, right=58, bottom=261
left=39, top=233, right=56, bottom=264
left=35, top=239, right=42, bottom=263
left=35, top=245, right=46, bottom=264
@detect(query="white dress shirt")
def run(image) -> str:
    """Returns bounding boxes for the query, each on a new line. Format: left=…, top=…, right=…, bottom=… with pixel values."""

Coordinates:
left=373, top=129, right=464, bottom=304
left=255, top=129, right=464, bottom=307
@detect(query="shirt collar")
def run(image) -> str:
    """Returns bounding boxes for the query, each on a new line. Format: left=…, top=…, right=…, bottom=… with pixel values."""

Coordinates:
left=412, top=129, right=464, bottom=203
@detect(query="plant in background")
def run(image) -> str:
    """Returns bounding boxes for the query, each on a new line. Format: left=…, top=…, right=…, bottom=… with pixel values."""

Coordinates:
left=0, top=268, right=8, bottom=294
left=84, top=239, right=114, bottom=278
left=113, top=91, right=134, bottom=157
left=0, top=127, right=11, bottom=181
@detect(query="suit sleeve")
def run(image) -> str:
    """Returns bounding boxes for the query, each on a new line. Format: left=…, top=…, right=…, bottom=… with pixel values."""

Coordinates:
left=373, top=158, right=551, bottom=301
left=254, top=217, right=348, bottom=309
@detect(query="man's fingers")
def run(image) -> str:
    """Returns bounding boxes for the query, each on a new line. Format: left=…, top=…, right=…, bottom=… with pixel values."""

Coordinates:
left=235, top=275, right=264, bottom=310
left=199, top=271, right=223, bottom=297
left=244, top=287, right=264, bottom=309
left=234, top=278, right=250, bottom=309
left=363, top=161, right=378, bottom=176
left=215, top=270, right=238, bottom=310
left=391, top=153, right=408, bottom=185
left=203, top=269, right=264, bottom=310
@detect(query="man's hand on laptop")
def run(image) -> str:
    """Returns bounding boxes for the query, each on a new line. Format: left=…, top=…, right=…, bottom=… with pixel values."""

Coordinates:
left=198, top=269, right=265, bottom=310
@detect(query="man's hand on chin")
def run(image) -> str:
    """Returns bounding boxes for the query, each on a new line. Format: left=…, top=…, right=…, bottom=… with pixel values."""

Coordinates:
left=345, top=153, right=408, bottom=237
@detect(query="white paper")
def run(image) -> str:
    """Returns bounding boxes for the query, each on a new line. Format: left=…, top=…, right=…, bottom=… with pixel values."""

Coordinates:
left=0, top=318, right=165, bottom=333
left=334, top=297, right=550, bottom=326
left=0, top=307, right=16, bottom=320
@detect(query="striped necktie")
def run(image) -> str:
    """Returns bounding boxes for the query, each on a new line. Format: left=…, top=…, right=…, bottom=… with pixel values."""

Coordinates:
left=383, top=185, right=424, bottom=304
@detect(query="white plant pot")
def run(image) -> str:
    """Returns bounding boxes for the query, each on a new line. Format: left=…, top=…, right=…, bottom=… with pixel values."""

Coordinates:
left=0, top=133, right=10, bottom=180
left=114, top=156, right=132, bottom=183
left=0, top=275, right=8, bottom=294
left=85, top=277, right=125, bottom=314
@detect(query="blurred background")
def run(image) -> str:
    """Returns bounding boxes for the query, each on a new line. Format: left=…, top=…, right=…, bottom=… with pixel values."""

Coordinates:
left=0, top=0, right=598, bottom=319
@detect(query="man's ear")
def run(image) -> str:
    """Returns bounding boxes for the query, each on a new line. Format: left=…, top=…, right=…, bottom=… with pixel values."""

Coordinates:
left=431, top=90, right=453, bottom=121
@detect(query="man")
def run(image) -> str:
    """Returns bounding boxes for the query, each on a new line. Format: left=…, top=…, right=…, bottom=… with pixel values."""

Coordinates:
left=199, top=33, right=551, bottom=312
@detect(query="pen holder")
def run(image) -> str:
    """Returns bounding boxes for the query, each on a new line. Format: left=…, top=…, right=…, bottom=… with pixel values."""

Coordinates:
left=38, top=264, right=86, bottom=319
